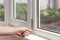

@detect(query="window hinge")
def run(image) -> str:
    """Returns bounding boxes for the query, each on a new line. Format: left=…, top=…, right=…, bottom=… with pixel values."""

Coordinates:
left=31, top=19, right=33, bottom=29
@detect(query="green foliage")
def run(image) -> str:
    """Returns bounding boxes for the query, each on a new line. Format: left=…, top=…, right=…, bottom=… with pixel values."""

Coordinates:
left=0, top=3, right=27, bottom=21
left=16, top=3, right=27, bottom=21
left=58, top=8, right=60, bottom=11
left=40, top=9, right=60, bottom=23
left=0, top=4, right=4, bottom=21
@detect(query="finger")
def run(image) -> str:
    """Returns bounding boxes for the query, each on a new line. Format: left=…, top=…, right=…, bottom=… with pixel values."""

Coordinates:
left=21, top=27, right=32, bottom=32
left=16, top=32, right=24, bottom=36
left=17, top=32, right=25, bottom=37
left=23, top=27, right=32, bottom=32
left=23, top=31, right=30, bottom=37
left=23, top=32, right=28, bottom=37
left=25, top=29, right=32, bottom=33
left=25, top=31, right=30, bottom=35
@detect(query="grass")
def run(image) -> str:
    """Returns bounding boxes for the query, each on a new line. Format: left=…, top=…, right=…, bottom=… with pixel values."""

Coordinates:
left=40, top=9, right=60, bottom=23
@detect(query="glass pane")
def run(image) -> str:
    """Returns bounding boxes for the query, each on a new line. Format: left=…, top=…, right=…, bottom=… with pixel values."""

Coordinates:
left=0, top=0, right=4, bottom=21
left=15, top=0, right=27, bottom=21
left=38, top=0, right=60, bottom=33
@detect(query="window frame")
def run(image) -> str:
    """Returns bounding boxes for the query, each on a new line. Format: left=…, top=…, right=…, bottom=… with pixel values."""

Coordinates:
left=0, top=0, right=5, bottom=25
left=13, top=0, right=28, bottom=21
left=0, top=0, right=11, bottom=26
left=32, top=0, right=60, bottom=40
left=12, top=0, right=28, bottom=21
left=10, top=0, right=33, bottom=28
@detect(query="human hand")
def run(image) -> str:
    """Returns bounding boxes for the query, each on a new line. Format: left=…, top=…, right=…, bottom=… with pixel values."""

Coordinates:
left=16, top=27, right=32, bottom=37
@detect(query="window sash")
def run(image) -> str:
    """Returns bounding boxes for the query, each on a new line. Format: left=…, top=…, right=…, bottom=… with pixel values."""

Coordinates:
left=13, top=0, right=28, bottom=21
left=0, top=0, right=11, bottom=25
left=32, top=0, right=60, bottom=40
left=10, top=0, right=32, bottom=27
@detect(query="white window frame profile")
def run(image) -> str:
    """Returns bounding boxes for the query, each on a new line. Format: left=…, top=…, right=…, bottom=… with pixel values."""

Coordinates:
left=0, top=0, right=11, bottom=26
left=9, top=0, right=32, bottom=28
left=32, top=0, right=60, bottom=40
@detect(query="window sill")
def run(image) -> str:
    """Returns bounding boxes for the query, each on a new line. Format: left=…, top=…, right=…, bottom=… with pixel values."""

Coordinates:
left=33, top=29, right=60, bottom=40
left=15, top=34, right=47, bottom=40
left=25, top=34, right=47, bottom=40
left=12, top=19, right=27, bottom=22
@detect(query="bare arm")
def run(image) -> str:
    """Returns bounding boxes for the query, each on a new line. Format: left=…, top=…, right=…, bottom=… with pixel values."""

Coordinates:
left=0, top=26, right=20, bottom=35
left=0, top=26, right=31, bottom=36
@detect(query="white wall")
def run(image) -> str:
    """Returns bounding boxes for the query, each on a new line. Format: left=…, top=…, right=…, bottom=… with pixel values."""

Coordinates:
left=40, top=0, right=60, bottom=10
left=57, top=0, right=60, bottom=9
left=40, top=0, right=48, bottom=9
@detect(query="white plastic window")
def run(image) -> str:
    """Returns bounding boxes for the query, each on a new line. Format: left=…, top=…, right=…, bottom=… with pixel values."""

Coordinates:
left=14, top=0, right=27, bottom=21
